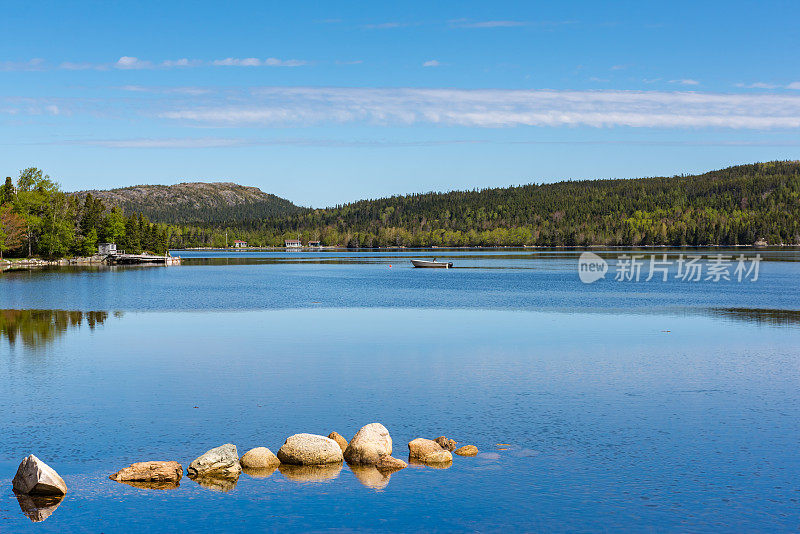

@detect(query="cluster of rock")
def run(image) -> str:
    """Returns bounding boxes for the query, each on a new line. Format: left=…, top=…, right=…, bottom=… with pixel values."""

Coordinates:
left=11, top=424, right=480, bottom=520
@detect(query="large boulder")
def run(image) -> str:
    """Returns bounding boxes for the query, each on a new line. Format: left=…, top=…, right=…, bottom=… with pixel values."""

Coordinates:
left=12, top=455, right=67, bottom=496
left=454, top=445, right=479, bottom=456
left=240, top=447, right=280, bottom=469
left=408, top=438, right=453, bottom=464
left=343, top=423, right=392, bottom=465
left=277, top=433, right=343, bottom=465
left=327, top=431, right=349, bottom=452
left=434, top=436, right=457, bottom=451
left=109, top=461, right=182, bottom=483
left=187, top=444, right=241, bottom=478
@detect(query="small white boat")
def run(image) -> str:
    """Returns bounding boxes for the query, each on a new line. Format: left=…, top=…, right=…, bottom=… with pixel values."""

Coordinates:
left=411, top=258, right=453, bottom=268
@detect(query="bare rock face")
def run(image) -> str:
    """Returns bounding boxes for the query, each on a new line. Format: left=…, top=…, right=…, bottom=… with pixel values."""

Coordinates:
left=343, top=423, right=393, bottom=465
left=408, top=438, right=453, bottom=464
left=454, top=445, right=479, bottom=456
left=240, top=447, right=280, bottom=469
left=376, top=455, right=407, bottom=473
left=187, top=444, right=241, bottom=478
left=109, top=461, right=183, bottom=483
left=277, top=433, right=343, bottom=465
left=12, top=455, right=67, bottom=496
left=434, top=436, right=458, bottom=451
left=327, top=431, right=349, bottom=452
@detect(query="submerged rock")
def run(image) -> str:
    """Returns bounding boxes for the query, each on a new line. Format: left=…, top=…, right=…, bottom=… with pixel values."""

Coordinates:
left=15, top=493, right=64, bottom=523
left=110, top=461, right=183, bottom=483
left=12, top=455, right=67, bottom=496
left=279, top=463, right=342, bottom=482
left=277, top=433, right=343, bottom=465
left=240, top=447, right=280, bottom=469
left=376, top=455, right=407, bottom=473
left=408, top=438, right=453, bottom=464
left=434, top=436, right=458, bottom=452
left=187, top=444, right=241, bottom=478
left=454, top=445, right=479, bottom=456
left=343, top=423, right=392, bottom=465
left=327, top=431, right=349, bottom=452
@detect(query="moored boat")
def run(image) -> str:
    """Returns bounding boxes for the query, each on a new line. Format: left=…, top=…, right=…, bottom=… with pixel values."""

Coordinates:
left=411, top=259, right=453, bottom=268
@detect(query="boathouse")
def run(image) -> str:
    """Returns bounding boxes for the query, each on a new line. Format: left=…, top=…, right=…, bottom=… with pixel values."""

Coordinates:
left=98, top=242, right=117, bottom=255
left=285, top=239, right=302, bottom=248
left=233, top=240, right=247, bottom=248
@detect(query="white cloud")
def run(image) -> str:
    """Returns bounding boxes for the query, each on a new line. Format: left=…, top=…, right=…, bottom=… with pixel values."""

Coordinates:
left=0, top=58, right=46, bottom=71
left=210, top=57, right=307, bottom=67
left=422, top=60, right=441, bottom=68
left=786, top=82, right=800, bottom=90
left=115, top=56, right=153, bottom=69
left=670, top=79, right=700, bottom=86
left=157, top=87, right=800, bottom=129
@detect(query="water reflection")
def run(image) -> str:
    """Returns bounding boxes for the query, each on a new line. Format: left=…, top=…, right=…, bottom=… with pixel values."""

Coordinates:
left=408, top=458, right=453, bottom=469
left=15, top=492, right=64, bottom=522
left=242, top=466, right=279, bottom=479
left=0, top=309, right=117, bottom=348
left=190, top=474, right=239, bottom=493
left=709, top=307, right=800, bottom=327
left=278, top=463, right=342, bottom=483
left=115, top=480, right=180, bottom=491
left=349, top=465, right=392, bottom=490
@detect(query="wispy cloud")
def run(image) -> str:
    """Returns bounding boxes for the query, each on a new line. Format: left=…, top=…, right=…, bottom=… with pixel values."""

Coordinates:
left=670, top=79, right=700, bottom=86
left=118, top=85, right=214, bottom=95
left=449, top=18, right=527, bottom=28
left=361, top=21, right=412, bottom=29
left=422, top=60, right=441, bottom=68
left=156, top=87, right=800, bottom=129
left=210, top=57, right=307, bottom=67
left=736, top=81, right=800, bottom=90
left=788, top=82, right=800, bottom=90
left=0, top=58, right=46, bottom=71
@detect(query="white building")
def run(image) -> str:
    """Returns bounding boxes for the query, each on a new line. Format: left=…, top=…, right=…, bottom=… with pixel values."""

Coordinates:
left=285, top=239, right=302, bottom=248
left=98, top=243, right=117, bottom=255
left=233, top=240, right=247, bottom=248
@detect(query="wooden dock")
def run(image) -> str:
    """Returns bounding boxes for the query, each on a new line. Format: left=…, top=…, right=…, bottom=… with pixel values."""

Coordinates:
left=106, top=253, right=181, bottom=265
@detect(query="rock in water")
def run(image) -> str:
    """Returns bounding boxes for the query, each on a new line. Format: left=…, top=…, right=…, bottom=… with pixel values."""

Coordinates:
left=454, top=445, right=479, bottom=456
left=343, top=423, right=393, bottom=465
left=376, top=455, right=407, bottom=473
left=187, top=444, right=241, bottom=478
left=277, top=433, right=343, bottom=465
left=240, top=447, right=280, bottom=469
left=327, top=431, right=349, bottom=452
left=12, top=455, right=67, bottom=496
left=109, top=461, right=183, bottom=483
left=15, top=493, right=64, bottom=523
left=408, top=438, right=453, bottom=464
left=434, top=436, right=458, bottom=451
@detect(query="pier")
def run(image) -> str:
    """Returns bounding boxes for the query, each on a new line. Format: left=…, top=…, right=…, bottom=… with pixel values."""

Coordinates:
left=106, top=253, right=181, bottom=266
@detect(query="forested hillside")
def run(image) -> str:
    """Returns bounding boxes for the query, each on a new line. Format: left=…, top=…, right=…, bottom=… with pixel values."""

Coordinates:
left=204, top=161, right=800, bottom=248
left=73, top=182, right=303, bottom=225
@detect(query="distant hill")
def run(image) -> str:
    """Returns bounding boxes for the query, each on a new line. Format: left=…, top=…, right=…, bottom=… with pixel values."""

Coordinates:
left=73, top=182, right=304, bottom=225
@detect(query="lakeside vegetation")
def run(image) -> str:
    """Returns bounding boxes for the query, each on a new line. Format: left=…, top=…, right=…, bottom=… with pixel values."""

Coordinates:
left=2, top=161, right=799, bottom=258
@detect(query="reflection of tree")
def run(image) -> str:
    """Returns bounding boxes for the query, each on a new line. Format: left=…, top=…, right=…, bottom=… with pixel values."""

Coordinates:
left=0, top=309, right=112, bottom=348
left=710, top=307, right=800, bottom=327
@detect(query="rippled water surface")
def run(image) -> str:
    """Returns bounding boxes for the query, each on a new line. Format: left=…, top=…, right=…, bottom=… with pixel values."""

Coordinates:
left=1, top=250, right=798, bottom=532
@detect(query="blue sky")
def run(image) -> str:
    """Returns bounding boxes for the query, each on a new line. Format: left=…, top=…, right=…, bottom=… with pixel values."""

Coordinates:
left=1, top=0, right=798, bottom=207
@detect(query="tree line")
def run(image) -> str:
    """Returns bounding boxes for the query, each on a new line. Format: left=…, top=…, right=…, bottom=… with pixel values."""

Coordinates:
left=0, top=168, right=169, bottom=259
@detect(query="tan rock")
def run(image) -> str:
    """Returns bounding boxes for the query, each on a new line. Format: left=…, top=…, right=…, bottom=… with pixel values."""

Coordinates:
left=376, top=455, right=407, bottom=473
left=240, top=447, right=280, bottom=469
left=434, top=436, right=457, bottom=451
left=328, top=431, right=349, bottom=452
left=12, top=455, right=67, bottom=496
left=187, top=444, right=241, bottom=478
left=277, top=433, right=343, bottom=465
left=343, top=423, right=392, bottom=465
left=109, top=461, right=182, bottom=483
left=454, top=445, right=479, bottom=456
left=408, top=438, right=453, bottom=464
left=241, top=465, right=279, bottom=479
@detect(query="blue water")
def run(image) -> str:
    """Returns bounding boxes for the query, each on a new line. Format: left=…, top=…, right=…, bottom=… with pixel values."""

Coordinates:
left=0, top=250, right=798, bottom=532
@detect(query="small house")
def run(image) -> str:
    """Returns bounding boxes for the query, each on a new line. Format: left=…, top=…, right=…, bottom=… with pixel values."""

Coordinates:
left=285, top=239, right=302, bottom=248
left=308, top=240, right=321, bottom=247
left=98, top=243, right=117, bottom=255
left=233, top=240, right=247, bottom=248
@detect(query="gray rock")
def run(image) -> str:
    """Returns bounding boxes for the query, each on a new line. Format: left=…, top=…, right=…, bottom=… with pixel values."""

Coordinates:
left=187, top=444, right=241, bottom=478
left=12, top=455, right=67, bottom=496
left=277, top=433, right=343, bottom=465
left=408, top=438, right=453, bottom=464
left=240, top=447, right=280, bottom=469
left=343, top=423, right=393, bottom=465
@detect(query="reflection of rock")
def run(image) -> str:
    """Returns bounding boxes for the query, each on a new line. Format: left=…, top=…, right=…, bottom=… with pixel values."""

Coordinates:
left=434, top=436, right=457, bottom=452
left=110, top=461, right=182, bottom=484
left=454, top=445, right=479, bottom=456
left=240, top=447, right=280, bottom=469
left=327, top=431, right=349, bottom=452
left=12, top=455, right=68, bottom=496
left=242, top=465, right=279, bottom=479
left=116, top=480, right=180, bottom=490
left=192, top=474, right=239, bottom=492
left=350, top=465, right=391, bottom=490
left=376, top=455, right=407, bottom=473
left=408, top=438, right=453, bottom=464
left=277, top=434, right=343, bottom=465
left=15, top=492, right=64, bottom=522
left=344, top=423, right=392, bottom=465
left=279, top=463, right=342, bottom=483
left=408, top=458, right=453, bottom=469
left=188, top=444, right=241, bottom=478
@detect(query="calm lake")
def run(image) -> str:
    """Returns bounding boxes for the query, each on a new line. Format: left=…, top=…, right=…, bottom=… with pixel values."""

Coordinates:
left=1, top=249, right=799, bottom=532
